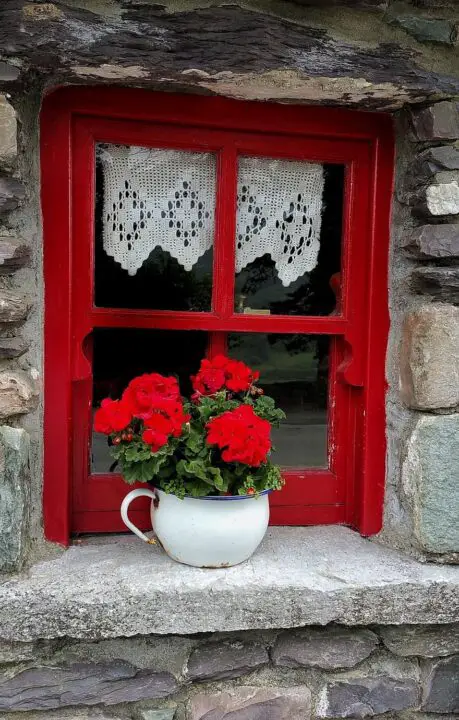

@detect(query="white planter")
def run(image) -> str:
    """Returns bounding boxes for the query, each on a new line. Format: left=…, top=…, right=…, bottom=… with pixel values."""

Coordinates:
left=121, top=487, right=270, bottom=568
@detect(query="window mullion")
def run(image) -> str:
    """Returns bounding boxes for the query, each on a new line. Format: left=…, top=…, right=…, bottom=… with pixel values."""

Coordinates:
left=212, top=145, right=237, bottom=318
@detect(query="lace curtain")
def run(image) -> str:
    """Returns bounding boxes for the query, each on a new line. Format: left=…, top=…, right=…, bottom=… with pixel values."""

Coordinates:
left=99, top=145, right=325, bottom=286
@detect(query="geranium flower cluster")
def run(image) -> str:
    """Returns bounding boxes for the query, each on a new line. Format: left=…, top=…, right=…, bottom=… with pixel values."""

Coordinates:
left=191, top=355, right=259, bottom=397
left=206, top=404, right=271, bottom=466
left=94, top=373, right=190, bottom=452
left=94, top=356, right=285, bottom=497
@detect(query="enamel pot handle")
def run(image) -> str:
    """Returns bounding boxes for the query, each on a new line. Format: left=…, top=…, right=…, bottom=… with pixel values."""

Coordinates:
left=120, top=488, right=157, bottom=544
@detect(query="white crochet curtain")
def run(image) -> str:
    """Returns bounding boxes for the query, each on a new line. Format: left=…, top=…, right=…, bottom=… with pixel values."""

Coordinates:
left=98, top=145, right=324, bottom=287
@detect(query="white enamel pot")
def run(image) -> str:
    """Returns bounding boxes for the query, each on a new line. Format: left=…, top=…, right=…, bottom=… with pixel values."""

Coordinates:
left=120, top=487, right=271, bottom=568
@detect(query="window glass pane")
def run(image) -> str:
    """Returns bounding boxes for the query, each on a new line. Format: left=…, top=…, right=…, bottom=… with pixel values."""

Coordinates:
left=94, top=144, right=216, bottom=311
left=228, top=333, right=329, bottom=468
left=235, top=162, right=343, bottom=316
left=91, top=328, right=207, bottom=473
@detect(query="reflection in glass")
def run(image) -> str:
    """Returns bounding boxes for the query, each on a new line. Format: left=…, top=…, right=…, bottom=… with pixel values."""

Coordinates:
left=235, top=164, right=343, bottom=316
left=228, top=333, right=329, bottom=468
left=91, top=328, right=207, bottom=474
left=94, top=145, right=216, bottom=311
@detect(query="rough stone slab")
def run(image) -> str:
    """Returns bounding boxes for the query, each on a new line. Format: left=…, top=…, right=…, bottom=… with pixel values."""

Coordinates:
left=423, top=656, right=459, bottom=713
left=0, top=371, right=39, bottom=420
left=140, top=710, right=176, bottom=720
left=412, top=266, right=459, bottom=304
left=0, top=528, right=458, bottom=641
left=272, top=627, right=378, bottom=670
left=188, top=686, right=312, bottom=720
left=421, top=146, right=459, bottom=171
left=1, top=3, right=459, bottom=111
left=387, top=15, right=457, bottom=45
left=0, top=62, right=19, bottom=83
left=0, top=236, right=30, bottom=273
left=0, top=426, right=30, bottom=572
left=400, top=304, right=459, bottom=411
left=402, top=415, right=459, bottom=554
left=186, top=640, right=268, bottom=681
left=426, top=180, right=459, bottom=216
left=0, top=96, right=16, bottom=169
left=0, top=175, right=25, bottom=213
left=411, top=102, right=459, bottom=141
left=403, top=224, right=459, bottom=259
left=380, top=624, right=459, bottom=657
left=0, top=288, right=31, bottom=322
left=0, top=336, right=29, bottom=359
left=0, top=661, right=178, bottom=711
left=317, top=677, right=420, bottom=718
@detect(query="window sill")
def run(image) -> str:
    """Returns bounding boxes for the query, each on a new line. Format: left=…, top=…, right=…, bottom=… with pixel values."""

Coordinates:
left=1, top=527, right=457, bottom=641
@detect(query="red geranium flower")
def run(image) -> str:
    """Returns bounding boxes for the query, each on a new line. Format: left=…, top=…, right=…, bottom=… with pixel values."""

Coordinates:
left=144, top=398, right=190, bottom=437
left=123, top=373, right=180, bottom=419
left=94, top=398, right=132, bottom=435
left=206, top=404, right=271, bottom=466
left=225, top=359, right=259, bottom=392
left=141, top=398, right=190, bottom=452
left=142, top=414, right=175, bottom=453
left=192, top=356, right=259, bottom=396
left=191, top=356, right=227, bottom=395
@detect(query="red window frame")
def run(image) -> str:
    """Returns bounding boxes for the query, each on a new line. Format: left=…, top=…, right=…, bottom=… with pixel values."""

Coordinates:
left=41, top=87, right=394, bottom=546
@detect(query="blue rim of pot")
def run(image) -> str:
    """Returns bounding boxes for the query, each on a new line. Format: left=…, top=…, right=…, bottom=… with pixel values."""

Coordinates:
left=155, top=488, right=273, bottom=501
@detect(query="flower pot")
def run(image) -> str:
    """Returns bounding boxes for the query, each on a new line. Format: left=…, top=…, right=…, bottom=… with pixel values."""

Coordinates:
left=120, top=487, right=271, bottom=568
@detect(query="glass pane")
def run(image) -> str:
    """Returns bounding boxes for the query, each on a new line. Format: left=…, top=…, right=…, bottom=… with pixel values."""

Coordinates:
left=228, top=333, right=329, bottom=468
left=95, top=144, right=216, bottom=311
left=91, top=328, right=207, bottom=473
left=235, top=161, right=343, bottom=316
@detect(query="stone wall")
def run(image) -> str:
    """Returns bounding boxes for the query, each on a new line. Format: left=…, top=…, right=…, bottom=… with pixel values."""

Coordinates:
left=380, top=100, right=459, bottom=562
left=0, top=0, right=457, bottom=568
left=0, top=624, right=456, bottom=718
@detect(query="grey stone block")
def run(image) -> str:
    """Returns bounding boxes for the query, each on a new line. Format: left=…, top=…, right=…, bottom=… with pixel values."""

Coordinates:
left=380, top=624, right=459, bottom=658
left=0, top=336, right=29, bottom=359
left=0, top=661, right=178, bottom=711
left=0, top=371, right=39, bottom=420
left=0, top=426, right=30, bottom=572
left=421, top=146, right=459, bottom=171
left=272, top=627, right=378, bottom=670
left=0, top=63, right=19, bottom=83
left=0, top=289, right=32, bottom=322
left=425, top=180, right=459, bottom=216
left=412, top=267, right=459, bottom=304
left=423, top=656, right=459, bottom=713
left=0, top=97, right=16, bottom=169
left=0, top=175, right=25, bottom=213
left=140, top=710, right=176, bottom=720
left=400, top=305, right=459, bottom=411
left=318, top=677, right=420, bottom=718
left=186, top=641, right=268, bottom=681
left=402, top=415, right=459, bottom=554
left=411, top=102, right=459, bottom=141
left=403, top=224, right=459, bottom=259
left=0, top=236, right=30, bottom=273
left=388, top=16, right=457, bottom=45
left=188, top=686, right=311, bottom=720
left=0, top=528, right=458, bottom=641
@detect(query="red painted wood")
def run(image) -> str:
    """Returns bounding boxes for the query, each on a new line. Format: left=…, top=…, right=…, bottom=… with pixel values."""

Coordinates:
left=41, top=87, right=394, bottom=543
left=269, top=505, right=345, bottom=526
left=41, top=95, right=72, bottom=546
left=90, top=310, right=347, bottom=333
left=73, top=504, right=346, bottom=534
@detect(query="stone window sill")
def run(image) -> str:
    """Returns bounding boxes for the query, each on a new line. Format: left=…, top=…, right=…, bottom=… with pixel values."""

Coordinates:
left=0, top=527, right=458, bottom=641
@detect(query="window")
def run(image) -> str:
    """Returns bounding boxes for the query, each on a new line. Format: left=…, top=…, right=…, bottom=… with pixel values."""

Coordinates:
left=42, top=88, right=394, bottom=545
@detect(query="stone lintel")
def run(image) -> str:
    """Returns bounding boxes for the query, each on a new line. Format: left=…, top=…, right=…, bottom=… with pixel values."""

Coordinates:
left=0, top=528, right=457, bottom=642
